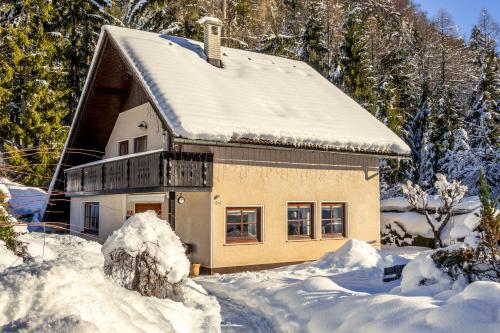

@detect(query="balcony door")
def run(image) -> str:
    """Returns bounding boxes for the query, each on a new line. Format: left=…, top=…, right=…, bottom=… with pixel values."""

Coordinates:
left=135, top=203, right=162, bottom=217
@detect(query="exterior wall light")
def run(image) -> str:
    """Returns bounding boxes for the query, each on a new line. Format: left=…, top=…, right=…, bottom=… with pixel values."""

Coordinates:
left=177, top=195, right=185, bottom=204
left=138, top=121, right=148, bottom=129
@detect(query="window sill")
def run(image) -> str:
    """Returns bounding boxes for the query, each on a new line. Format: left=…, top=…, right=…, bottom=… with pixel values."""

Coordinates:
left=321, top=234, right=346, bottom=240
left=224, top=241, right=263, bottom=246
left=286, top=237, right=317, bottom=242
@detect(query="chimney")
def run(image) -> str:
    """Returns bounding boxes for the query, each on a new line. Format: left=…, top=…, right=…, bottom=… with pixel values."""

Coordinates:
left=198, top=16, right=223, bottom=67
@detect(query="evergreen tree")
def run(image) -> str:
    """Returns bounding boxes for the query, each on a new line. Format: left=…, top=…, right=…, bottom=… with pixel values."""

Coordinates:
left=52, top=0, right=118, bottom=113
left=0, top=0, right=69, bottom=186
left=298, top=0, right=328, bottom=74
left=467, top=19, right=500, bottom=195
left=335, top=3, right=375, bottom=113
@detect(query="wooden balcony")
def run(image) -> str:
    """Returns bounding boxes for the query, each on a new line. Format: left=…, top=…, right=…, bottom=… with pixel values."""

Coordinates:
left=64, top=150, right=213, bottom=196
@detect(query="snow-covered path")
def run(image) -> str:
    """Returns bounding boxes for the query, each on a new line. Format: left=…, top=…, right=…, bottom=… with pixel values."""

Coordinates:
left=216, top=295, right=275, bottom=333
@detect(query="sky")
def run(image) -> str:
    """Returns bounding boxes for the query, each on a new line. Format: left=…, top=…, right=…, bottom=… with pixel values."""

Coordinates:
left=413, top=0, right=500, bottom=39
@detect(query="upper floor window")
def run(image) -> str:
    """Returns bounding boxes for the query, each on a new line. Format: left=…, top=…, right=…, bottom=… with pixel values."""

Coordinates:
left=287, top=203, right=314, bottom=239
left=226, top=207, right=262, bottom=243
left=133, top=135, right=147, bottom=153
left=321, top=203, right=346, bottom=237
left=118, top=140, right=129, bottom=156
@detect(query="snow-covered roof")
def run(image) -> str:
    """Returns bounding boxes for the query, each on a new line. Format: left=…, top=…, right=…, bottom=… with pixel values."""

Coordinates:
left=102, top=25, right=410, bottom=156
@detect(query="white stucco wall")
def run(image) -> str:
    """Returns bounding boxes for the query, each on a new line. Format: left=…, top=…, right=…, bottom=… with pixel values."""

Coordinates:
left=70, top=194, right=127, bottom=243
left=104, top=103, right=167, bottom=159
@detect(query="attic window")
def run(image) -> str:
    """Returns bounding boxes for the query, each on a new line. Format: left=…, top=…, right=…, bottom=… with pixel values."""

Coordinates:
left=211, top=26, right=218, bottom=35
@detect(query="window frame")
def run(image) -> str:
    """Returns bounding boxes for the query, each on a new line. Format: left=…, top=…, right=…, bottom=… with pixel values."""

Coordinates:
left=83, top=202, right=99, bottom=235
left=286, top=202, right=315, bottom=240
left=118, top=140, right=129, bottom=156
left=224, top=206, right=263, bottom=244
left=133, top=135, right=148, bottom=153
left=320, top=202, right=348, bottom=238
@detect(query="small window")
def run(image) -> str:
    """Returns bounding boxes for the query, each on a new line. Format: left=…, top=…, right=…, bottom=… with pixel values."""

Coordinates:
left=133, top=135, right=147, bottom=153
left=211, top=26, right=218, bottom=35
left=225, top=207, right=262, bottom=243
left=84, top=202, right=99, bottom=234
left=118, top=140, right=129, bottom=156
left=287, top=203, right=314, bottom=239
left=321, top=203, right=346, bottom=237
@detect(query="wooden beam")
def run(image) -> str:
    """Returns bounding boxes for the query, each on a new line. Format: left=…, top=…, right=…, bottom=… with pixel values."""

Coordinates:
left=92, top=87, right=128, bottom=96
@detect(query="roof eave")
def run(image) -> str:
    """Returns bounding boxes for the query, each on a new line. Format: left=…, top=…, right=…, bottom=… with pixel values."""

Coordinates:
left=173, top=137, right=411, bottom=160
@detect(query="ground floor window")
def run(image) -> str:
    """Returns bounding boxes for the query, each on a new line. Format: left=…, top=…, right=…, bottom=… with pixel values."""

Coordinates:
left=225, top=207, right=262, bottom=243
left=287, top=203, right=314, bottom=239
left=321, top=203, right=346, bottom=237
left=83, top=202, right=99, bottom=234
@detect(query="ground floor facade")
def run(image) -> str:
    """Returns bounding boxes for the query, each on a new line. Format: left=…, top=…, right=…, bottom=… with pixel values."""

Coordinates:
left=69, top=147, right=381, bottom=273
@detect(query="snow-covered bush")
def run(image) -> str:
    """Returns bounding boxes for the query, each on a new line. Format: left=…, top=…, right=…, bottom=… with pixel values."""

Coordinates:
left=381, top=221, right=415, bottom=246
left=0, top=183, right=27, bottom=258
left=402, top=173, right=467, bottom=248
left=102, top=211, right=190, bottom=301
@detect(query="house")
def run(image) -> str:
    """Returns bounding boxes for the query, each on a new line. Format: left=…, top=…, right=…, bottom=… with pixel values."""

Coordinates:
left=46, top=17, right=410, bottom=273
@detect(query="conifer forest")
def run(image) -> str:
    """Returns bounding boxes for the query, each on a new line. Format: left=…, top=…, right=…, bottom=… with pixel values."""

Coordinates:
left=0, top=0, right=498, bottom=196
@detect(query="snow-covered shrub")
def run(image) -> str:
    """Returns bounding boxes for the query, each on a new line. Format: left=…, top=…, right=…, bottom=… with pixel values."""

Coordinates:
left=401, top=249, right=455, bottom=293
left=0, top=183, right=27, bottom=258
left=381, top=221, right=415, bottom=246
left=102, top=211, right=190, bottom=301
left=402, top=173, right=467, bottom=248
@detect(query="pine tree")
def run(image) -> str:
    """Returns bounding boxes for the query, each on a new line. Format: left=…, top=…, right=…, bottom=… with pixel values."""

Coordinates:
left=52, top=0, right=118, bottom=113
left=474, top=171, right=500, bottom=281
left=467, top=17, right=500, bottom=196
left=0, top=0, right=69, bottom=186
left=298, top=0, right=328, bottom=74
left=335, top=3, right=375, bottom=114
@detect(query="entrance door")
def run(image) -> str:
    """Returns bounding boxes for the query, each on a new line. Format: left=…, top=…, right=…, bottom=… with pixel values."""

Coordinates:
left=135, top=203, right=162, bottom=217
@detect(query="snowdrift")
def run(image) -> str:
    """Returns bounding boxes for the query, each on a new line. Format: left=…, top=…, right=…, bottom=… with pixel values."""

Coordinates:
left=0, top=233, right=221, bottom=333
left=0, top=177, right=47, bottom=220
left=314, top=239, right=384, bottom=270
left=199, top=239, right=500, bottom=333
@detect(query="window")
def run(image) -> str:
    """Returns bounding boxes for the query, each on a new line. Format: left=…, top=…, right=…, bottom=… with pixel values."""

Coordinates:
left=118, top=140, right=129, bottom=156
left=211, top=26, right=219, bottom=35
left=287, top=203, right=314, bottom=239
left=225, top=207, right=262, bottom=243
left=133, top=135, right=147, bottom=153
left=83, top=202, right=99, bottom=234
left=321, top=203, right=346, bottom=237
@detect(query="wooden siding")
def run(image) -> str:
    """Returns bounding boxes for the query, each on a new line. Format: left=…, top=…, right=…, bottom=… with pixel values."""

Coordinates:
left=65, top=151, right=213, bottom=196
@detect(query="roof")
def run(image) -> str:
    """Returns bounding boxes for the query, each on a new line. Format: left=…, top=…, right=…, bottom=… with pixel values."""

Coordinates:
left=101, top=25, right=411, bottom=156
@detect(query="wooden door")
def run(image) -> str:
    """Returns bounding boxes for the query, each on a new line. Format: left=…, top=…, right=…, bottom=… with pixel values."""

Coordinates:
left=135, top=203, right=162, bottom=217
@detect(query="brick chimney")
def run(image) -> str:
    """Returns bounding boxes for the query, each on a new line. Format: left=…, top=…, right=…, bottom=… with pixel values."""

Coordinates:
left=198, top=17, right=223, bottom=67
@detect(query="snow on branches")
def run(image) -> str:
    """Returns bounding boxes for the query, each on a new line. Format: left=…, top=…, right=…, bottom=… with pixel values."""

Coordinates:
left=402, top=173, right=468, bottom=248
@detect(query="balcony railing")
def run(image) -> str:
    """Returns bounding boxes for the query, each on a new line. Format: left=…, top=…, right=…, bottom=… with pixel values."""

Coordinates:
left=65, top=150, right=213, bottom=195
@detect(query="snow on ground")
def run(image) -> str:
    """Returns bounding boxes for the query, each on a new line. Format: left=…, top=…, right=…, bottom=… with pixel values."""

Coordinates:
left=0, top=177, right=47, bottom=221
left=0, top=233, right=221, bottom=333
left=198, top=240, right=500, bottom=333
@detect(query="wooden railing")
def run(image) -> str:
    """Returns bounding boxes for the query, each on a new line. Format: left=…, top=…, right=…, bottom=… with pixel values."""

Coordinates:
left=65, top=151, right=213, bottom=195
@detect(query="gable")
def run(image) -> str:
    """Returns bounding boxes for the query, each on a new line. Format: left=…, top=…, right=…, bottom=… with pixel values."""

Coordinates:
left=104, top=103, right=166, bottom=159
